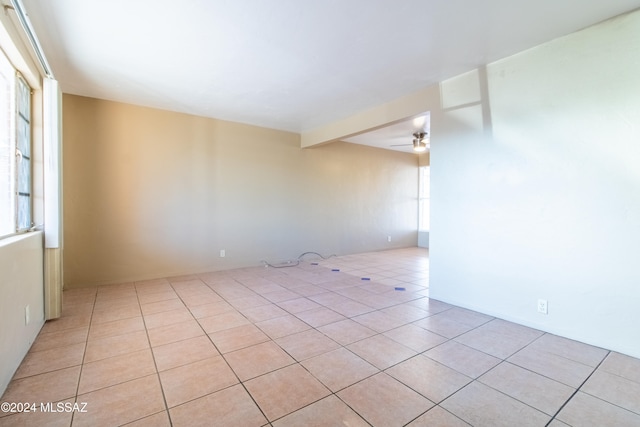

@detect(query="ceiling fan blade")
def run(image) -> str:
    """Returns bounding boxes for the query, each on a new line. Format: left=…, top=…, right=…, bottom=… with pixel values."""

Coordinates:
left=390, top=144, right=412, bottom=147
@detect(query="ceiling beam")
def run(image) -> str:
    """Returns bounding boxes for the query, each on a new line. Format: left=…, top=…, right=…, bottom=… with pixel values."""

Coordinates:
left=300, top=84, right=440, bottom=148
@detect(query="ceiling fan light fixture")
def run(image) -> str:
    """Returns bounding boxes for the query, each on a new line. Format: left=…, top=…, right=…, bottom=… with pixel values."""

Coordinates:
left=413, top=140, right=427, bottom=152
left=412, top=131, right=429, bottom=152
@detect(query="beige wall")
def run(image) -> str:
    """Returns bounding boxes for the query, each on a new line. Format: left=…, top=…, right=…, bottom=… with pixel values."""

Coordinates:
left=63, top=95, right=419, bottom=287
left=418, top=151, right=430, bottom=167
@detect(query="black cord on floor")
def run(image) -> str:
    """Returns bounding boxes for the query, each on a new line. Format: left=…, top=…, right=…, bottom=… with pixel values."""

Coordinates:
left=260, top=251, right=336, bottom=268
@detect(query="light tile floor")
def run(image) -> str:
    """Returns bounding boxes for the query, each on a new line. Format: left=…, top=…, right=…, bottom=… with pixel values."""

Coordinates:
left=2, top=248, right=640, bottom=426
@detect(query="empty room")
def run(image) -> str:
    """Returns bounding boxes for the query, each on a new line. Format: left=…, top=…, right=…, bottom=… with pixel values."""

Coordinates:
left=1, top=1, right=640, bottom=426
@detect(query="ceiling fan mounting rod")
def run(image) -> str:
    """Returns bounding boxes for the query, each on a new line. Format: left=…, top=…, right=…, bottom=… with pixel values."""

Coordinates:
left=413, top=131, right=428, bottom=140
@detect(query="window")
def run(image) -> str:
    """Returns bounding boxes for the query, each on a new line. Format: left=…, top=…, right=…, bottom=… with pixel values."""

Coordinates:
left=15, top=75, right=31, bottom=231
left=418, top=166, right=430, bottom=231
left=0, top=49, right=32, bottom=237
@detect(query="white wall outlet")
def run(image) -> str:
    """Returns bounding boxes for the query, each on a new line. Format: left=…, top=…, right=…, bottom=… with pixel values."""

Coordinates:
left=25, top=305, right=30, bottom=325
left=220, top=249, right=226, bottom=258
left=387, top=236, right=391, bottom=242
left=537, top=299, right=548, bottom=314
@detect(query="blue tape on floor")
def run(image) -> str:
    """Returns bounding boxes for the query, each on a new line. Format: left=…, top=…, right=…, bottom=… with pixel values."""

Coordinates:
left=394, top=287, right=406, bottom=291
left=361, top=277, right=370, bottom=281
left=311, top=262, right=318, bottom=265
left=331, top=269, right=340, bottom=272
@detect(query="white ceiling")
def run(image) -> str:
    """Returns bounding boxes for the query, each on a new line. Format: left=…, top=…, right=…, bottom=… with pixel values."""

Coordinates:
left=20, top=0, right=640, bottom=151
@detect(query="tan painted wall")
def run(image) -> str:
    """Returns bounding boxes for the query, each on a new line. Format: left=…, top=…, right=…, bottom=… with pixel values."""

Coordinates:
left=418, top=151, right=430, bottom=167
left=63, top=95, right=418, bottom=287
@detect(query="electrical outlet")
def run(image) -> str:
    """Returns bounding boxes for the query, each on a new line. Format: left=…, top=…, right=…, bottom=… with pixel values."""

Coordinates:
left=387, top=236, right=391, bottom=242
left=537, top=299, right=548, bottom=314
left=220, top=249, right=226, bottom=258
left=25, top=305, right=30, bottom=325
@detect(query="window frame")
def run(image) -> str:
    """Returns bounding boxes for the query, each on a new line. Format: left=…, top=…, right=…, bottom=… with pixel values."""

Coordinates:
left=15, top=73, right=32, bottom=232
left=0, top=48, right=32, bottom=238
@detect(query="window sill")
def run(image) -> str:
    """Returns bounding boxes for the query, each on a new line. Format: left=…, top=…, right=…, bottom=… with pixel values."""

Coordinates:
left=0, top=230, right=43, bottom=248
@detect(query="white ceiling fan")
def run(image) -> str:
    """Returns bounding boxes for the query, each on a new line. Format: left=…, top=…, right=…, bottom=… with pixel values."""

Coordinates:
left=391, top=131, right=430, bottom=152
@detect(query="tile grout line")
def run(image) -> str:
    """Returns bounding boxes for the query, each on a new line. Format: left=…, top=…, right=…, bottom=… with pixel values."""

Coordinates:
left=135, top=282, right=175, bottom=427
left=161, top=276, right=256, bottom=420
left=204, top=262, right=381, bottom=423
left=417, top=323, right=592, bottom=424
left=240, top=262, right=427, bottom=424
left=544, top=349, right=611, bottom=427
left=219, top=272, right=323, bottom=425
left=170, top=277, right=274, bottom=426
left=307, top=263, right=470, bottom=425
left=84, top=253, right=423, bottom=424
left=30, top=249, right=630, bottom=426
left=402, top=404, right=468, bottom=427
left=61, top=251, right=640, bottom=425
left=69, top=286, right=98, bottom=427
